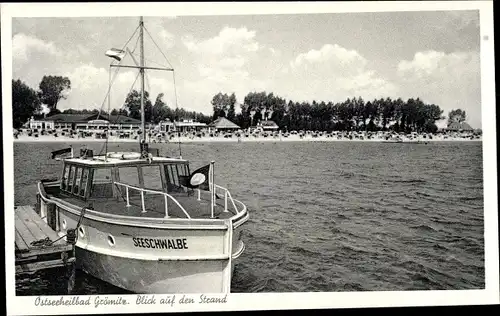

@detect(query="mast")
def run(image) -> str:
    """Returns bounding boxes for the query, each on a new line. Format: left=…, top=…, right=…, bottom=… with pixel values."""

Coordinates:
left=139, top=16, right=146, bottom=143
left=107, top=16, right=176, bottom=154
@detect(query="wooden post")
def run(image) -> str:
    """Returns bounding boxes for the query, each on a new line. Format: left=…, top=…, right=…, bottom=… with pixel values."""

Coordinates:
left=126, top=187, right=131, bottom=207
left=35, top=194, right=41, bottom=216
left=210, top=161, right=215, bottom=218
left=141, top=191, right=146, bottom=213
left=224, top=191, right=228, bottom=212
left=164, top=195, right=169, bottom=218
left=46, top=203, right=57, bottom=231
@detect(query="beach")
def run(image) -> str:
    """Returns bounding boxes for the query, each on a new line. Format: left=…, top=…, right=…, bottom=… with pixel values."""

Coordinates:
left=12, top=131, right=482, bottom=143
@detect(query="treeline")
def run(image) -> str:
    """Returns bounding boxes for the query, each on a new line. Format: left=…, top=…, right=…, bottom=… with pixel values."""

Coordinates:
left=12, top=77, right=211, bottom=128
left=12, top=76, right=71, bottom=128
left=37, top=89, right=212, bottom=124
left=13, top=76, right=467, bottom=133
left=212, top=91, right=450, bottom=133
left=121, top=90, right=212, bottom=125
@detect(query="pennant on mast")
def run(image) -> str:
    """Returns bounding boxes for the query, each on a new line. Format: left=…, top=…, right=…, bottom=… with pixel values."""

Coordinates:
left=105, top=48, right=126, bottom=61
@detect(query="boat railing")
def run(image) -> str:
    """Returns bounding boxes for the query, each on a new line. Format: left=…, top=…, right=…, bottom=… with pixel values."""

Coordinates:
left=113, top=181, right=191, bottom=219
left=196, top=185, right=240, bottom=215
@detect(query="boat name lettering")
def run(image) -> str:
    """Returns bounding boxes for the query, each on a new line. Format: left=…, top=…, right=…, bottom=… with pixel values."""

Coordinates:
left=132, top=237, right=188, bottom=250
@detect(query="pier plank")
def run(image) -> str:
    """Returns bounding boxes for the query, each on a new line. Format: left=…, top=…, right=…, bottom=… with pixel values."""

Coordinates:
left=15, top=230, right=29, bottom=253
left=16, top=257, right=76, bottom=275
left=23, top=205, right=62, bottom=245
left=16, top=206, right=48, bottom=245
left=15, top=205, right=76, bottom=295
left=15, top=205, right=73, bottom=258
left=17, top=244, right=73, bottom=258
left=15, top=211, right=37, bottom=247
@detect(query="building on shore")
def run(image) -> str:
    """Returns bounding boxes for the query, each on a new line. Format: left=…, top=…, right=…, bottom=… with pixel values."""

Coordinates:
left=27, top=113, right=147, bottom=131
left=256, top=120, right=279, bottom=132
left=28, top=117, right=55, bottom=130
left=208, top=117, right=241, bottom=132
left=172, top=119, right=207, bottom=133
left=444, top=122, right=474, bottom=132
left=158, top=119, right=175, bottom=132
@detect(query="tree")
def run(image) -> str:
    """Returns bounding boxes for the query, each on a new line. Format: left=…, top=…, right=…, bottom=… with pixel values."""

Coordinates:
left=152, top=93, right=172, bottom=124
left=227, top=93, right=237, bottom=121
left=38, top=75, right=71, bottom=114
left=123, top=90, right=153, bottom=121
left=109, top=108, right=129, bottom=116
left=211, top=92, right=229, bottom=120
left=12, top=79, right=42, bottom=128
left=448, top=109, right=466, bottom=125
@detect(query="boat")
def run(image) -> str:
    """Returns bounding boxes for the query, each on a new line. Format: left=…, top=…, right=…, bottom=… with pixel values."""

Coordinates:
left=382, top=136, right=403, bottom=143
left=35, top=17, right=249, bottom=293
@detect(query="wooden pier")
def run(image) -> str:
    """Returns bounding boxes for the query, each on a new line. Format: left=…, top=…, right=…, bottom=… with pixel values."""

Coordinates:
left=15, top=205, right=76, bottom=294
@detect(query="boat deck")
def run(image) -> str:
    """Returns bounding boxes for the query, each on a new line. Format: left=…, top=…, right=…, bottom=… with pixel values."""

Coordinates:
left=50, top=190, right=235, bottom=220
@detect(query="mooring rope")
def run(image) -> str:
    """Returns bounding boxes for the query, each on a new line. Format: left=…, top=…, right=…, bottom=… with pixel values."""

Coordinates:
left=30, top=206, right=88, bottom=247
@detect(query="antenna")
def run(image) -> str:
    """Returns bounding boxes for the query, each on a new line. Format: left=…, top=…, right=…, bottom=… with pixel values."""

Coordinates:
left=139, top=16, right=146, bottom=145
left=173, top=72, right=182, bottom=159
left=105, top=64, right=111, bottom=161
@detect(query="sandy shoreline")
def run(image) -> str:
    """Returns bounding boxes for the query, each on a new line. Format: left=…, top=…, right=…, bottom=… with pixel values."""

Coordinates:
left=13, top=135, right=482, bottom=143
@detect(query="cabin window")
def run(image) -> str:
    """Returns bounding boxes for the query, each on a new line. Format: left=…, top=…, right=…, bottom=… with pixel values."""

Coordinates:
left=141, top=165, right=163, bottom=191
left=79, top=168, right=89, bottom=197
left=177, top=164, right=189, bottom=177
left=73, top=167, right=83, bottom=195
left=67, top=165, right=76, bottom=193
left=164, top=164, right=187, bottom=193
left=117, top=167, right=140, bottom=187
left=61, top=165, right=70, bottom=191
left=117, top=167, right=140, bottom=196
left=90, top=168, right=113, bottom=198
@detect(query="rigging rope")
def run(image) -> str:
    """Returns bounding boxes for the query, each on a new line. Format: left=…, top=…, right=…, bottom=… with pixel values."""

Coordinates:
left=143, top=25, right=174, bottom=68
left=97, top=70, right=141, bottom=156
left=96, top=24, right=140, bottom=122
left=129, top=52, right=170, bottom=69
left=144, top=70, right=152, bottom=144
left=172, top=71, right=182, bottom=158
left=143, top=24, right=182, bottom=158
left=95, top=24, right=141, bottom=156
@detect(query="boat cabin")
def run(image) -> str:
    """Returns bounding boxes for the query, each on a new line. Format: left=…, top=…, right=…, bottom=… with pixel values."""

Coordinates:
left=59, top=155, right=191, bottom=202
left=47, top=151, right=236, bottom=220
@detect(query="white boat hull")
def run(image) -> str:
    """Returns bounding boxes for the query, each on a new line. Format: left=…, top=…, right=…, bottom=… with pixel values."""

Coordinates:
left=75, top=242, right=242, bottom=293
left=38, top=186, right=248, bottom=294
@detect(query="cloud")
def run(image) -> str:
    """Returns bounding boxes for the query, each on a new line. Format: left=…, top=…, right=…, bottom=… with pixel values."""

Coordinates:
left=397, top=50, right=481, bottom=128
left=178, top=26, right=267, bottom=112
left=443, top=10, right=480, bottom=29
left=183, top=26, right=259, bottom=56
left=284, top=44, right=397, bottom=102
left=291, top=44, right=366, bottom=71
left=57, top=63, right=176, bottom=112
left=142, top=17, right=176, bottom=51
left=182, top=26, right=260, bottom=76
left=12, top=33, right=62, bottom=62
left=158, top=29, right=175, bottom=49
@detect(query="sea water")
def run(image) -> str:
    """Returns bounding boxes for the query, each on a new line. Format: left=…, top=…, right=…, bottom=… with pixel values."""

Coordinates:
left=13, top=141, right=484, bottom=294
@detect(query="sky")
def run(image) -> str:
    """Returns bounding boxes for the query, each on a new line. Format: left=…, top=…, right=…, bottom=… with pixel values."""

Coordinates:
left=11, top=10, right=482, bottom=128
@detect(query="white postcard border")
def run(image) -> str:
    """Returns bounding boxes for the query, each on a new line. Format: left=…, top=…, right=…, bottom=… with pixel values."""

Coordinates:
left=2, top=1, right=498, bottom=315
